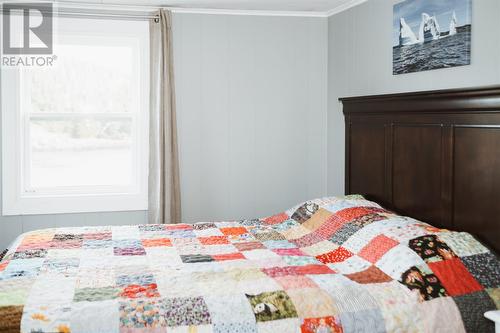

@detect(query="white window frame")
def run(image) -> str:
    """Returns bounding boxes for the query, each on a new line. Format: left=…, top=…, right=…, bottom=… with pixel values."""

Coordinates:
left=1, top=17, right=149, bottom=215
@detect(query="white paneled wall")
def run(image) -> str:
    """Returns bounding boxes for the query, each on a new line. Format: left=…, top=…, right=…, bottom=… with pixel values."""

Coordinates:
left=0, top=13, right=328, bottom=250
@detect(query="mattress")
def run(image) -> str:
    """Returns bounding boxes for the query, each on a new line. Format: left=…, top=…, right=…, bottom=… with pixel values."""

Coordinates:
left=0, top=195, right=499, bottom=333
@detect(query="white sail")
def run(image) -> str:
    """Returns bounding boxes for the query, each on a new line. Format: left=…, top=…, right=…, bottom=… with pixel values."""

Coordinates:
left=418, top=12, right=440, bottom=43
left=449, top=11, right=457, bottom=35
left=399, top=17, right=418, bottom=46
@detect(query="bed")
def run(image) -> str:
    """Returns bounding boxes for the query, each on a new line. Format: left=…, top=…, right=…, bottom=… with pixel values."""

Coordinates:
left=0, top=86, right=499, bottom=333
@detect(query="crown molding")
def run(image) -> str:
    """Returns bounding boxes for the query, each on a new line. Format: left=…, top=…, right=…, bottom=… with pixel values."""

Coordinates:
left=29, top=0, right=367, bottom=18
left=325, top=0, right=368, bottom=17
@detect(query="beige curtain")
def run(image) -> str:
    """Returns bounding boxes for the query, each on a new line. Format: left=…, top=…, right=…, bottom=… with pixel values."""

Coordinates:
left=149, top=9, right=181, bottom=224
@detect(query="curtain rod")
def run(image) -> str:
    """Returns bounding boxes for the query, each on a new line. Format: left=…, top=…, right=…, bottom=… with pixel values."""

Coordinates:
left=1, top=8, right=160, bottom=21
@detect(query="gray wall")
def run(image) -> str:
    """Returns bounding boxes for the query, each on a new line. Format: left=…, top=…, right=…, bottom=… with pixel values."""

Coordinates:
left=173, top=13, right=328, bottom=222
left=327, top=0, right=500, bottom=196
left=0, top=13, right=328, bottom=249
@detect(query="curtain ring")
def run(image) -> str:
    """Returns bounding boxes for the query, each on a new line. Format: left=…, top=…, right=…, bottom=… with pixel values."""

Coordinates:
left=154, top=16, right=159, bottom=23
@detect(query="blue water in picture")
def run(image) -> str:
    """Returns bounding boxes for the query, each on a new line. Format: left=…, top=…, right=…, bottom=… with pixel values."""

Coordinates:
left=393, top=26, right=471, bottom=75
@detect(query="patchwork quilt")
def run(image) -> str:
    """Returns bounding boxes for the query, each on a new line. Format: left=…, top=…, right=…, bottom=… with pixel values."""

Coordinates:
left=0, top=195, right=499, bottom=333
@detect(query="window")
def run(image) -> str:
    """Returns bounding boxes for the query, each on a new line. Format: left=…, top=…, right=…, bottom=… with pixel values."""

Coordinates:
left=1, top=17, right=149, bottom=215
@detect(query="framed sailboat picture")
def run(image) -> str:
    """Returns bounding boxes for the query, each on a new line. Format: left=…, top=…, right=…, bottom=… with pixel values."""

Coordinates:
left=393, top=0, right=472, bottom=75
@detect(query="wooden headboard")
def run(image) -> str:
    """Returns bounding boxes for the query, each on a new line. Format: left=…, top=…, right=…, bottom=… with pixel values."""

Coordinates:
left=340, top=86, right=500, bottom=254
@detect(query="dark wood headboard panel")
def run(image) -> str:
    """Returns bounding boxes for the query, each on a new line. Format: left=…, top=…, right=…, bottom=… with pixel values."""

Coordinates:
left=340, top=86, right=500, bottom=254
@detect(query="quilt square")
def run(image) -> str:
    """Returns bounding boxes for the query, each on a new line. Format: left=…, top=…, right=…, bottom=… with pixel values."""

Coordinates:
left=242, top=249, right=280, bottom=261
left=166, top=229, right=196, bottom=238
left=408, top=235, right=457, bottom=263
left=0, top=258, right=44, bottom=280
left=76, top=268, right=115, bottom=289
left=165, top=224, right=193, bottom=231
left=336, top=207, right=374, bottom=222
left=280, top=225, right=310, bottom=241
left=41, top=258, right=80, bottom=276
left=202, top=244, right=238, bottom=256
left=116, top=273, right=155, bottom=287
left=161, top=296, right=211, bottom=327
left=221, top=227, right=248, bottom=236
left=227, top=233, right=257, bottom=243
left=263, top=212, right=289, bottom=225
left=12, top=249, right=47, bottom=260
left=290, top=233, right=324, bottom=248
left=0, top=278, right=33, bottom=306
left=83, top=239, right=112, bottom=249
left=274, top=275, right=318, bottom=290
left=204, top=294, right=255, bottom=324
left=114, top=239, right=146, bottom=256
left=460, top=253, right=500, bottom=288
left=262, top=240, right=296, bottom=249
left=74, top=286, right=120, bottom=302
left=428, top=258, right=483, bottom=296
left=141, top=238, right=172, bottom=248
left=345, top=265, right=392, bottom=284
left=418, top=297, right=466, bottom=333
left=212, top=253, right=245, bottom=261
left=438, top=232, right=489, bottom=257
left=300, top=241, right=338, bottom=257
left=269, top=219, right=300, bottom=233
left=358, top=235, right=399, bottom=264
left=339, top=309, right=386, bottom=333
left=287, top=288, right=338, bottom=318
left=53, top=234, right=83, bottom=242
left=291, top=202, right=320, bottom=223
left=311, top=215, right=348, bottom=240
left=309, top=274, right=378, bottom=313
left=199, top=236, right=230, bottom=245
left=194, top=227, right=224, bottom=237
left=329, top=223, right=361, bottom=245
left=400, top=265, right=447, bottom=301
left=253, top=231, right=286, bottom=242
left=180, top=254, right=214, bottom=263
left=272, top=248, right=305, bottom=256
left=234, top=242, right=265, bottom=252
left=300, top=316, right=342, bottom=333
left=138, top=225, right=166, bottom=232
left=119, top=299, right=165, bottom=329
left=257, top=318, right=300, bottom=333
left=0, top=306, right=24, bottom=333
left=192, top=222, right=217, bottom=230
left=282, top=256, right=320, bottom=266
left=350, top=213, right=387, bottom=228
left=453, top=291, right=497, bottom=333
left=49, top=240, right=83, bottom=249
left=375, top=245, right=426, bottom=280
left=114, top=247, right=146, bottom=256
left=316, top=247, right=353, bottom=264
left=326, top=255, right=371, bottom=275
left=300, top=209, right=333, bottom=231
left=121, top=283, right=160, bottom=299
left=71, top=300, right=119, bottom=333
left=213, top=322, right=258, bottom=333
left=245, top=291, right=298, bottom=322
left=83, top=232, right=112, bottom=240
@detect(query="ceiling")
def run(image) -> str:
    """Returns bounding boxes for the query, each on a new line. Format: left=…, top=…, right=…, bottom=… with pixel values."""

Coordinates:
left=54, top=0, right=368, bottom=16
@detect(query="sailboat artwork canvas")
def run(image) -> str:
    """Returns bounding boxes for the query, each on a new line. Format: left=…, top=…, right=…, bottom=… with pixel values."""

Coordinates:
left=393, top=0, right=472, bottom=75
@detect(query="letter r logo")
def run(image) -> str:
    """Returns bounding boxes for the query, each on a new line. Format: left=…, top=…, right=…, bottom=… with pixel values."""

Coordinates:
left=2, top=3, right=53, bottom=55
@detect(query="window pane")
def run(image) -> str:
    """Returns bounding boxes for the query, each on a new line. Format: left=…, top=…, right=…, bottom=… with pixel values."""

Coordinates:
left=29, top=117, right=133, bottom=188
left=28, top=43, right=135, bottom=113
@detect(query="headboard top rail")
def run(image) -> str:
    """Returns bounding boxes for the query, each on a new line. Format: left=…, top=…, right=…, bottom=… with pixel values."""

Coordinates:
left=340, top=85, right=500, bottom=114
